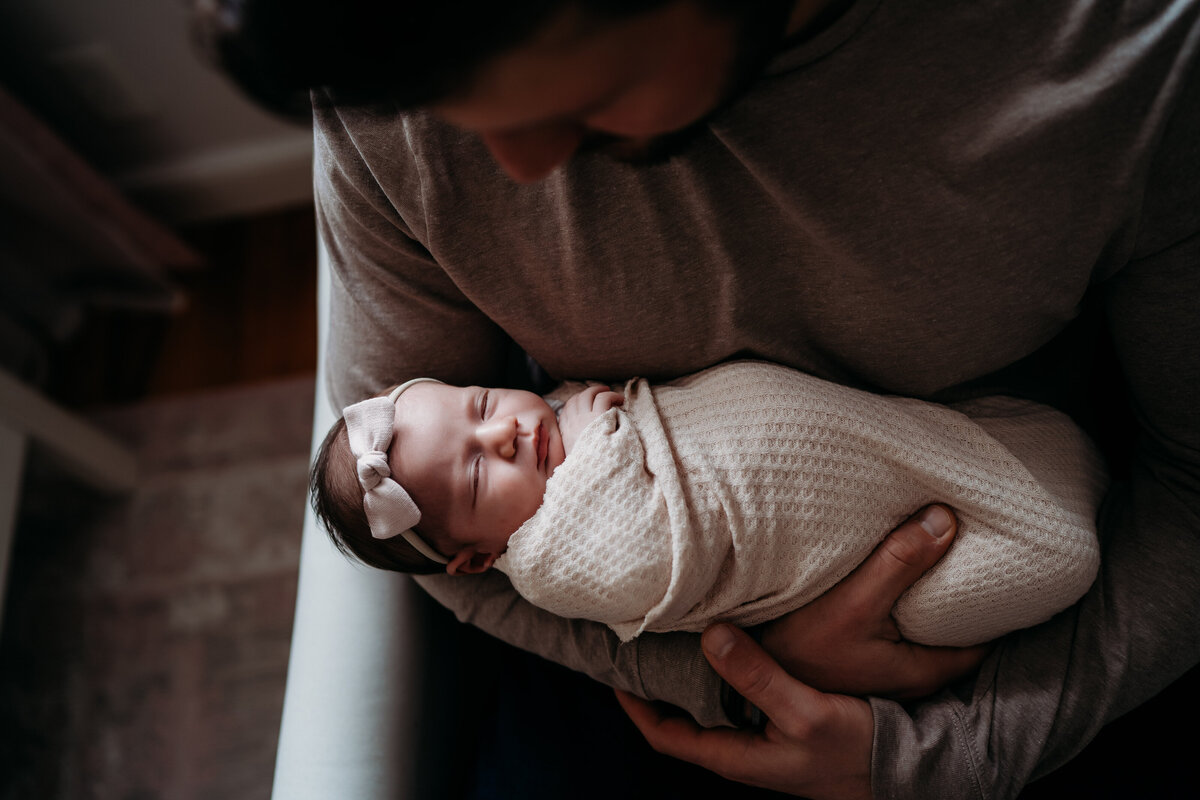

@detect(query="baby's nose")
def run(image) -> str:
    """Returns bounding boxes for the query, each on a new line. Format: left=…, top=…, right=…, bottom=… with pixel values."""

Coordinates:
left=477, top=416, right=517, bottom=459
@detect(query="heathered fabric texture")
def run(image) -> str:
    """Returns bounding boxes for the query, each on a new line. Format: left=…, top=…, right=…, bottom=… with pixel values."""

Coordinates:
left=315, top=0, right=1200, bottom=795
left=499, top=361, right=1104, bottom=645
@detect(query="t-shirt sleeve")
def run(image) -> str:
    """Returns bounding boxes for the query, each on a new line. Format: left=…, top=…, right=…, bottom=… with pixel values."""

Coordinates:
left=870, top=54, right=1200, bottom=798
left=314, top=93, right=510, bottom=408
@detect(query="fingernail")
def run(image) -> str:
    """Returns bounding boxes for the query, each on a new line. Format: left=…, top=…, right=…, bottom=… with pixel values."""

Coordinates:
left=919, top=506, right=953, bottom=539
left=703, top=624, right=737, bottom=660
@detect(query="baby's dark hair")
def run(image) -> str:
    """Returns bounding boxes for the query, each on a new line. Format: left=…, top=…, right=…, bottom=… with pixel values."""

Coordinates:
left=310, top=416, right=444, bottom=574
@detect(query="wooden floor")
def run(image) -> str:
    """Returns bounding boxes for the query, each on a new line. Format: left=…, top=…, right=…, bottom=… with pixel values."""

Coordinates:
left=49, top=204, right=318, bottom=407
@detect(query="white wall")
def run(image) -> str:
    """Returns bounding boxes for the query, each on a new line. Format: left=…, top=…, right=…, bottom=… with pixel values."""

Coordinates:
left=0, top=0, right=313, bottom=222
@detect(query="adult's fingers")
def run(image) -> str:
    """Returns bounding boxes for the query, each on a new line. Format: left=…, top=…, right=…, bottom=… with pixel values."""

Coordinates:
left=701, top=624, right=824, bottom=728
left=614, top=689, right=752, bottom=776
left=843, top=504, right=959, bottom=619
left=616, top=627, right=875, bottom=798
left=615, top=625, right=800, bottom=781
left=886, top=640, right=992, bottom=699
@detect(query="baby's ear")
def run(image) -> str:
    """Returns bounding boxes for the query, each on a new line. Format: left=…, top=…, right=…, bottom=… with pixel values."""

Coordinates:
left=446, top=549, right=499, bottom=576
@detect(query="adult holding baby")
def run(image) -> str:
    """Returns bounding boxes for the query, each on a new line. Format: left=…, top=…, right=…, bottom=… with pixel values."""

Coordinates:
left=198, top=1, right=1200, bottom=798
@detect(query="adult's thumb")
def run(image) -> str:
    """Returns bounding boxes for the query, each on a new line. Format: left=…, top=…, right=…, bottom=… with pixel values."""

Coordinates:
left=702, top=623, right=813, bottom=719
left=851, top=504, right=959, bottom=616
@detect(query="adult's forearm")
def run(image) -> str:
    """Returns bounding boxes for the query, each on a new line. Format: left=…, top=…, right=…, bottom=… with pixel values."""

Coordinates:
left=413, top=570, right=733, bottom=727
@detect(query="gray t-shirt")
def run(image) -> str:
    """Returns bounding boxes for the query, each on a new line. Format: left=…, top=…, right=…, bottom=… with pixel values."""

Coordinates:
left=314, top=0, right=1200, bottom=796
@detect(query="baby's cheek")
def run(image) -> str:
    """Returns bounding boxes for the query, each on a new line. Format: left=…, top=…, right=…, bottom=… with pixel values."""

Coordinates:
left=503, top=491, right=543, bottom=538
left=550, top=431, right=568, bottom=472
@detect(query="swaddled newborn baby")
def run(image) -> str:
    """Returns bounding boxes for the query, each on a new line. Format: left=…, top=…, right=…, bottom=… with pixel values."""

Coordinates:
left=311, top=359, right=1106, bottom=646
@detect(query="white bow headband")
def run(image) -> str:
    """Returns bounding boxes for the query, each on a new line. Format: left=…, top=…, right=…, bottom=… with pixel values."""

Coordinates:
left=342, top=377, right=447, bottom=564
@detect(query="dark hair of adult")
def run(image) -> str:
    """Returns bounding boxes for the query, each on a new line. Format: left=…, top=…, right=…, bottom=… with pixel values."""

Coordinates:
left=309, top=415, right=444, bottom=574
left=189, top=0, right=683, bottom=120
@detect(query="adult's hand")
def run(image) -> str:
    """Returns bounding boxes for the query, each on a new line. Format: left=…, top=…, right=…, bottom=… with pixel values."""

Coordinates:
left=762, top=504, right=990, bottom=699
left=616, top=624, right=873, bottom=800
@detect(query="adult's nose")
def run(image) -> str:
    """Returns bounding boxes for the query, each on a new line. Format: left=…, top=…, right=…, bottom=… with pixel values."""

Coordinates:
left=476, top=416, right=518, bottom=459
left=479, top=122, right=585, bottom=182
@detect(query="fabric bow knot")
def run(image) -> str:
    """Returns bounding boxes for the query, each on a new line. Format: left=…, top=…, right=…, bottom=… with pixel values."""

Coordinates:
left=355, top=450, right=391, bottom=491
left=341, top=378, right=448, bottom=564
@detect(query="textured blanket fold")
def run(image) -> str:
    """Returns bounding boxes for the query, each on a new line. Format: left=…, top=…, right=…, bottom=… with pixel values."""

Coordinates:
left=496, top=360, right=1106, bottom=645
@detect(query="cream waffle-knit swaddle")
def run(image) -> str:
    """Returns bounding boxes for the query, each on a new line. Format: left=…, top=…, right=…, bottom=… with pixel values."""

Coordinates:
left=497, top=360, right=1105, bottom=645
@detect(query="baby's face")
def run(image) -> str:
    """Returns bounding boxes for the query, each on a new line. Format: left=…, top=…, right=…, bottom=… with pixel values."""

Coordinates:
left=388, top=382, right=566, bottom=560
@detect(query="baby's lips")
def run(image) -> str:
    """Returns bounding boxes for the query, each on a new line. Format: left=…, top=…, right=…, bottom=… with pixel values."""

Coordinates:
left=535, top=422, right=549, bottom=472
